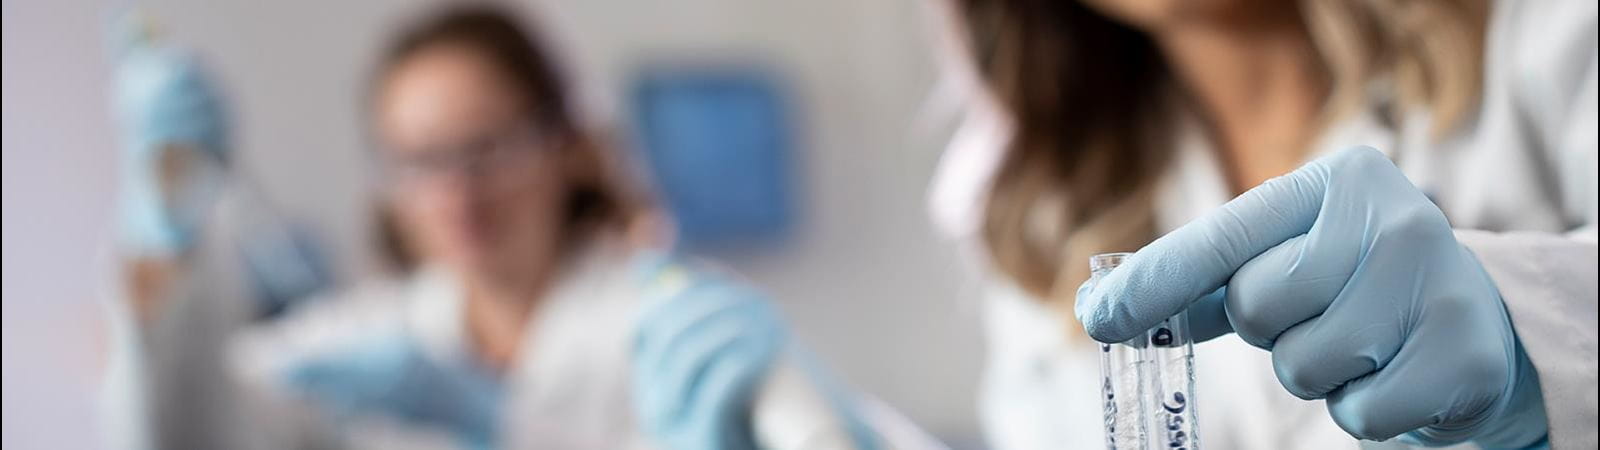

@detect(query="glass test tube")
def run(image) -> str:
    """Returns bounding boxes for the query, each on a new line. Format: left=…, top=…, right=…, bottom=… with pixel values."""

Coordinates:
left=1091, top=253, right=1200, bottom=450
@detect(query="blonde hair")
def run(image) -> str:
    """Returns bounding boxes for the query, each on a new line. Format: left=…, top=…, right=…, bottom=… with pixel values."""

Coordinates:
left=952, top=0, right=1488, bottom=311
left=1306, top=0, right=1489, bottom=133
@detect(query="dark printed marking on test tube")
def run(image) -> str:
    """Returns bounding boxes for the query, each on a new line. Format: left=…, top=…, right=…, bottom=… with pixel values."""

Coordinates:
left=1164, top=392, right=1188, bottom=449
left=1103, top=376, right=1118, bottom=446
left=1163, top=391, right=1186, bottom=413
left=1152, top=327, right=1173, bottom=346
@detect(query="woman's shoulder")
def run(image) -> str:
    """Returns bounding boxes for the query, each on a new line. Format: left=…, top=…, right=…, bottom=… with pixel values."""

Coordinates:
left=1486, top=0, right=1596, bottom=113
left=1489, top=0, right=1595, bottom=60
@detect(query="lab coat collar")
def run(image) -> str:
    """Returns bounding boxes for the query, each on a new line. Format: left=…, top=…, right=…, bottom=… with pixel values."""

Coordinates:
left=403, top=265, right=469, bottom=368
left=398, top=241, right=643, bottom=383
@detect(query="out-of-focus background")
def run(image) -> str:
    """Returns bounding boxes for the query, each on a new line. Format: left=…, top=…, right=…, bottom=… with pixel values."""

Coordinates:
left=2, top=0, right=984, bottom=448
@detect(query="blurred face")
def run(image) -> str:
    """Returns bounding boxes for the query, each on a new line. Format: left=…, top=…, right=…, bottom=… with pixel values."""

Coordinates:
left=374, top=44, right=569, bottom=283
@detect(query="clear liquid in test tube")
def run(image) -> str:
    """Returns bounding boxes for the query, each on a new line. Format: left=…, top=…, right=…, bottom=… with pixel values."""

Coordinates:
left=1090, top=253, right=1200, bottom=450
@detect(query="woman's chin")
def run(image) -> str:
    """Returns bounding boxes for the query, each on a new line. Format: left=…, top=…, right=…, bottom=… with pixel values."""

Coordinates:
left=438, top=249, right=494, bottom=274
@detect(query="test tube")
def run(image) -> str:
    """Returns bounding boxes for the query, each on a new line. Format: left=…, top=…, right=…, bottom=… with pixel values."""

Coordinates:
left=1090, top=253, right=1200, bottom=450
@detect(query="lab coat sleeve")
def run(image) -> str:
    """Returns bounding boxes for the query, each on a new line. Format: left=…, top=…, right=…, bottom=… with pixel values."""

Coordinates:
left=1456, top=3, right=1600, bottom=448
left=1456, top=230, right=1597, bottom=450
left=224, top=286, right=428, bottom=450
left=226, top=289, right=408, bottom=397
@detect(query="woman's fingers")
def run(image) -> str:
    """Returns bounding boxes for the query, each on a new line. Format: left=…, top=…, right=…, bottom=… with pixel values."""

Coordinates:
left=1078, top=149, right=1375, bottom=342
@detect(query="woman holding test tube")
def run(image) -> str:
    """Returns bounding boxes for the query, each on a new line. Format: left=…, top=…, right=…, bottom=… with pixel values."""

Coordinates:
left=924, top=0, right=1595, bottom=448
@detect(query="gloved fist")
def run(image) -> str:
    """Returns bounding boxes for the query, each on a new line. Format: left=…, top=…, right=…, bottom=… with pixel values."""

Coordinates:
left=631, top=253, right=785, bottom=450
left=1077, top=147, right=1548, bottom=447
left=284, top=334, right=503, bottom=447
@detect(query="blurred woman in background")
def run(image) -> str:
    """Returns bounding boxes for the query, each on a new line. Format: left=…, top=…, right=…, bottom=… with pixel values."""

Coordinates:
left=229, top=5, right=918, bottom=449
left=228, top=5, right=655, bottom=448
left=928, top=0, right=1593, bottom=448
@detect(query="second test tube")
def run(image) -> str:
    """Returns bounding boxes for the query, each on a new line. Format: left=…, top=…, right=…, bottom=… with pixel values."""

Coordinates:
left=1090, top=253, right=1199, bottom=450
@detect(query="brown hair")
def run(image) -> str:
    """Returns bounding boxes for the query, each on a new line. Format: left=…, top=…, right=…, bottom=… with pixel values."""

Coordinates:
left=371, top=4, right=638, bottom=271
left=950, top=0, right=1487, bottom=307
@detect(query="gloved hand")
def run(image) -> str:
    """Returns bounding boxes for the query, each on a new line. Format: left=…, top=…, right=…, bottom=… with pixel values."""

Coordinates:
left=1076, top=147, right=1549, bottom=448
left=284, top=334, right=503, bottom=448
left=630, top=253, right=786, bottom=450
left=112, top=24, right=233, bottom=256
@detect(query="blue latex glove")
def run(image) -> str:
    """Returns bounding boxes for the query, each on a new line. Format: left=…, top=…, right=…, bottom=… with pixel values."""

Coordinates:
left=285, top=334, right=503, bottom=449
left=631, top=253, right=785, bottom=450
left=111, top=20, right=233, bottom=256
left=631, top=253, right=881, bottom=450
left=1076, top=147, right=1548, bottom=448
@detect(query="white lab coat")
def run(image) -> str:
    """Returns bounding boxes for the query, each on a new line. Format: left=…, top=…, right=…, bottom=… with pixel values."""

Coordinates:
left=229, top=242, right=654, bottom=449
left=927, top=0, right=1597, bottom=449
left=229, top=242, right=942, bottom=449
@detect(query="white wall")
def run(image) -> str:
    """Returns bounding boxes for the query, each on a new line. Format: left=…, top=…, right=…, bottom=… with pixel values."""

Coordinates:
left=4, top=1, right=122, bottom=447
left=2, top=0, right=984, bottom=446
